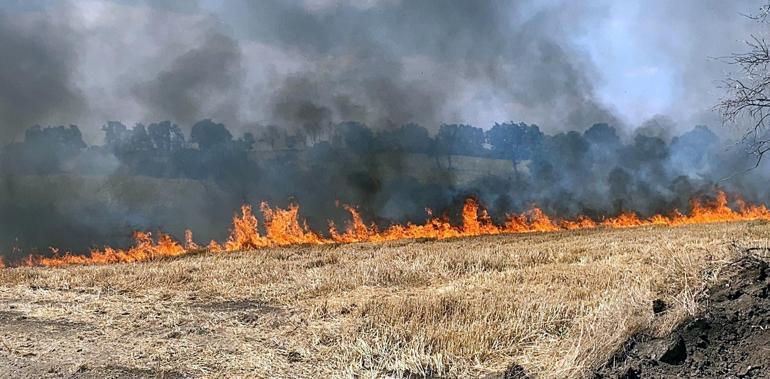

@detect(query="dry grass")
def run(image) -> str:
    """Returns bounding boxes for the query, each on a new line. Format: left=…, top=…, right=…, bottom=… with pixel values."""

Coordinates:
left=1, top=222, right=769, bottom=378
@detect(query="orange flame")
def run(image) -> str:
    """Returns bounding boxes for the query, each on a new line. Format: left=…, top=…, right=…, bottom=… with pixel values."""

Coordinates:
left=11, top=190, right=770, bottom=268
left=24, top=231, right=186, bottom=267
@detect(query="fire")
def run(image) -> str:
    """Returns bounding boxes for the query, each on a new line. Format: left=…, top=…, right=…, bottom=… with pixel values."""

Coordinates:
left=23, top=231, right=186, bottom=267
left=222, top=204, right=267, bottom=250
left=560, top=216, right=597, bottom=230
left=10, top=190, right=770, bottom=268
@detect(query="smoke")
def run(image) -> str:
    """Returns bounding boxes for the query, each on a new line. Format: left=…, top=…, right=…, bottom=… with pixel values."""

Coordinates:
left=0, top=0, right=767, bottom=141
left=0, top=7, right=84, bottom=142
left=3, top=1, right=770, bottom=263
left=1, top=0, right=762, bottom=137
left=0, top=0, right=625, bottom=140
left=2, top=119, right=770, bottom=264
left=231, top=0, right=618, bottom=132
left=131, top=32, right=244, bottom=127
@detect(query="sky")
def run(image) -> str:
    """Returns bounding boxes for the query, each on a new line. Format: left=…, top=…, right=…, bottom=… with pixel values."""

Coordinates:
left=0, top=0, right=765, bottom=143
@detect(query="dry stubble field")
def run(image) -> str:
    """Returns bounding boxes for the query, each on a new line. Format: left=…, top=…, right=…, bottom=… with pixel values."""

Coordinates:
left=1, top=221, right=768, bottom=378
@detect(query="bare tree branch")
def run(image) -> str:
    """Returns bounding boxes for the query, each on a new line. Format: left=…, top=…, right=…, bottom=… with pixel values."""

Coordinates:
left=717, top=3, right=770, bottom=166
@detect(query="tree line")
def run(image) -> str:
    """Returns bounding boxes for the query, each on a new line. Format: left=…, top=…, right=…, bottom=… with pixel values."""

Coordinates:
left=0, top=118, right=721, bottom=179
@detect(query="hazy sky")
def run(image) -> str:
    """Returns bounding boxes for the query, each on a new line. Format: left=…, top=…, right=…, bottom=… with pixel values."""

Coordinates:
left=0, top=0, right=765, bottom=142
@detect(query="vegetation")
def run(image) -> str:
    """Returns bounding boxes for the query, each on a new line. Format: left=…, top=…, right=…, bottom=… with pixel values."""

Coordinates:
left=719, top=1, right=770, bottom=165
left=5, top=118, right=753, bottom=259
left=1, top=221, right=767, bottom=377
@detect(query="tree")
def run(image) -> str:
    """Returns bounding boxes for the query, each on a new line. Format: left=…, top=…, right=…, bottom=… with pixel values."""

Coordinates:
left=627, top=134, right=669, bottom=165
left=235, top=132, right=256, bottom=151
left=20, top=125, right=87, bottom=173
left=542, top=131, right=589, bottom=172
left=718, top=2, right=770, bottom=166
left=583, top=123, right=622, bottom=167
left=126, top=124, right=153, bottom=152
left=25, top=125, right=86, bottom=151
left=375, top=123, right=432, bottom=154
left=583, top=123, right=620, bottom=147
left=148, top=121, right=185, bottom=152
left=486, top=122, right=544, bottom=172
left=260, top=125, right=282, bottom=150
left=669, top=126, right=719, bottom=170
left=191, top=119, right=232, bottom=150
left=103, top=121, right=129, bottom=151
left=333, top=122, right=373, bottom=153
left=434, top=124, right=485, bottom=168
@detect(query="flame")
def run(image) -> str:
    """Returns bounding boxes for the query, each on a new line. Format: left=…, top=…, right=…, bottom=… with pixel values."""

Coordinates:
left=560, top=216, right=597, bottom=230
left=184, top=229, right=199, bottom=251
left=11, top=190, right=770, bottom=268
left=222, top=204, right=268, bottom=251
left=24, top=231, right=186, bottom=267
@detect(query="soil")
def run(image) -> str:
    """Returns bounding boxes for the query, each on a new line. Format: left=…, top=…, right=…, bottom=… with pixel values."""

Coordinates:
left=594, top=255, right=770, bottom=378
left=0, top=296, right=280, bottom=378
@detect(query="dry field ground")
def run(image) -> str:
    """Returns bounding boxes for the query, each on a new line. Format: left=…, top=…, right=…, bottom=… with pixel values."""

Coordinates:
left=1, top=221, right=769, bottom=378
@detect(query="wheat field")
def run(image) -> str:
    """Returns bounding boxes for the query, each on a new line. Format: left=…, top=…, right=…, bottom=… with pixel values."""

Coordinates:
left=1, top=221, right=768, bottom=378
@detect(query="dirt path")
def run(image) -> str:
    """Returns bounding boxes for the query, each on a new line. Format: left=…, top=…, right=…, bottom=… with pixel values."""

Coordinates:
left=0, top=288, right=284, bottom=378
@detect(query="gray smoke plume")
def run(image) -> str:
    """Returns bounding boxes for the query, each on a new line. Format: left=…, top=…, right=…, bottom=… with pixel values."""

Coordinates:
left=0, top=0, right=766, bottom=139
left=131, top=32, right=244, bottom=127
left=0, top=7, right=84, bottom=142
left=227, top=0, right=618, bottom=133
left=3, top=0, right=770, bottom=264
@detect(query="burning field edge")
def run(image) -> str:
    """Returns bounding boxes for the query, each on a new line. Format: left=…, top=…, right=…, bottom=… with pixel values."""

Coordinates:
left=8, top=190, right=770, bottom=268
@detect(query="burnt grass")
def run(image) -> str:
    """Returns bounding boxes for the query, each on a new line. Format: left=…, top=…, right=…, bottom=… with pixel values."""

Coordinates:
left=593, top=254, right=770, bottom=379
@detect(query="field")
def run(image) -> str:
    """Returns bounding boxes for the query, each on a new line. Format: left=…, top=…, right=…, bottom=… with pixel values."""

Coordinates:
left=1, top=221, right=768, bottom=378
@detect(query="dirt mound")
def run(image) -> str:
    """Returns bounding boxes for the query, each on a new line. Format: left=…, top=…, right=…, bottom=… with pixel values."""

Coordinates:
left=595, top=255, right=770, bottom=378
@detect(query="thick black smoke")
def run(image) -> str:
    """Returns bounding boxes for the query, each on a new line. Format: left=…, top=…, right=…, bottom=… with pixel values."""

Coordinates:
left=1, top=119, right=769, bottom=263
